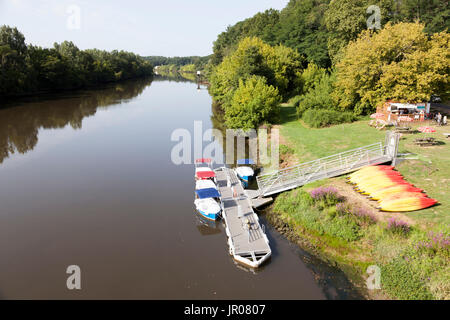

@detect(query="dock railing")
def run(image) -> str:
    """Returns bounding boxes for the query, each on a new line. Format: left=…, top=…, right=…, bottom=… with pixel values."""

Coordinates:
left=256, top=142, right=389, bottom=196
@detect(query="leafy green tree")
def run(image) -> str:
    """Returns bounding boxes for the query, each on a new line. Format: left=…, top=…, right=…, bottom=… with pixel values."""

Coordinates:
left=301, top=62, right=328, bottom=94
left=333, top=22, right=450, bottom=114
left=393, top=0, right=450, bottom=34
left=0, top=26, right=28, bottom=94
left=297, top=71, right=336, bottom=117
left=275, top=0, right=331, bottom=67
left=225, top=76, right=281, bottom=129
left=325, top=0, right=394, bottom=63
left=0, top=25, right=154, bottom=97
left=210, top=37, right=303, bottom=106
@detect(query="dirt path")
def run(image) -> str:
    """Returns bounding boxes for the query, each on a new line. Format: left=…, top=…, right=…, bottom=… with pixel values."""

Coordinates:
left=332, top=178, right=417, bottom=225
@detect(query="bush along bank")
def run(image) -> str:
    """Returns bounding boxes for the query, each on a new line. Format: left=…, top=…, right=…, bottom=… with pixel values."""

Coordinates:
left=266, top=185, right=449, bottom=300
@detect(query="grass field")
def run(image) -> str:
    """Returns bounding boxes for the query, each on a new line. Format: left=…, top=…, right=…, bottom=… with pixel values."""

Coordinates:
left=277, top=104, right=449, bottom=227
left=271, top=104, right=450, bottom=299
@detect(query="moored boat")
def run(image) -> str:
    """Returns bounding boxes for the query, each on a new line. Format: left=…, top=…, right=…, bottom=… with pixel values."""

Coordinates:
left=235, top=159, right=255, bottom=188
left=194, top=187, right=222, bottom=220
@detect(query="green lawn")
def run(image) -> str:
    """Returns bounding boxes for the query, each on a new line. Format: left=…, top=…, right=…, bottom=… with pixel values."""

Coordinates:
left=278, top=104, right=386, bottom=162
left=277, top=104, right=450, bottom=227
left=274, top=104, right=450, bottom=299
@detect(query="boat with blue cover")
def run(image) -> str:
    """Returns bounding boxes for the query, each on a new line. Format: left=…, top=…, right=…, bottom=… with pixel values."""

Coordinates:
left=194, top=187, right=222, bottom=220
left=194, top=158, right=222, bottom=220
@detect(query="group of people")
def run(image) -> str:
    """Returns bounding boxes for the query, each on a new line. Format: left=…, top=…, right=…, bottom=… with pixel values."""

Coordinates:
left=435, top=113, right=448, bottom=126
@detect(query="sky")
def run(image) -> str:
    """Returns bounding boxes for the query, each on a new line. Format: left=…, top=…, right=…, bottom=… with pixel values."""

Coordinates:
left=0, top=0, right=289, bottom=57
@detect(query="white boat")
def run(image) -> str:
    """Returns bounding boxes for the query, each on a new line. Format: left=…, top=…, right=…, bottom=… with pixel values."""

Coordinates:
left=195, top=179, right=217, bottom=190
left=195, top=158, right=216, bottom=181
left=194, top=188, right=222, bottom=220
left=235, top=159, right=255, bottom=188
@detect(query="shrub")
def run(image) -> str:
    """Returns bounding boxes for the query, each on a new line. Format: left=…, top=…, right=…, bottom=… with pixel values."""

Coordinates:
left=296, top=72, right=336, bottom=118
left=381, top=257, right=434, bottom=300
left=415, top=232, right=450, bottom=258
left=310, top=186, right=342, bottom=206
left=323, top=216, right=361, bottom=241
left=387, top=217, right=411, bottom=236
left=289, top=95, right=303, bottom=108
left=336, top=202, right=351, bottom=215
left=301, top=63, right=327, bottom=94
left=351, top=207, right=377, bottom=226
left=302, top=109, right=357, bottom=128
left=225, top=76, right=281, bottom=129
left=279, top=144, right=294, bottom=156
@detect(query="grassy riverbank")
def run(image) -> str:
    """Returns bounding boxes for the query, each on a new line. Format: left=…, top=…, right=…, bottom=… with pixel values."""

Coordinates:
left=268, top=104, right=450, bottom=300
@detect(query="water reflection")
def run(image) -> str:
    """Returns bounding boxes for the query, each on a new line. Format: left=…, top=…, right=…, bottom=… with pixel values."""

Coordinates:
left=195, top=214, right=222, bottom=236
left=0, top=78, right=153, bottom=164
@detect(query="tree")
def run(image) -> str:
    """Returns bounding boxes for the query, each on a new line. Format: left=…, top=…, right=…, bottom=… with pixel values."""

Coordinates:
left=325, top=0, right=394, bottom=63
left=394, top=0, right=450, bottom=34
left=225, top=76, right=281, bottom=129
left=209, top=37, right=304, bottom=106
left=333, top=22, right=450, bottom=114
left=0, top=25, right=154, bottom=97
left=275, top=0, right=331, bottom=67
left=0, top=26, right=28, bottom=94
left=297, top=71, right=336, bottom=117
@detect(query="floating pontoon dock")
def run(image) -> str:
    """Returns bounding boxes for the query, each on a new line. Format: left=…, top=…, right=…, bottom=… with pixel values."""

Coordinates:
left=215, top=167, right=271, bottom=268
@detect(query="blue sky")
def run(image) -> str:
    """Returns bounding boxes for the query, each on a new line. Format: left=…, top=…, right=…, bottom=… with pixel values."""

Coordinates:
left=0, top=0, right=288, bottom=56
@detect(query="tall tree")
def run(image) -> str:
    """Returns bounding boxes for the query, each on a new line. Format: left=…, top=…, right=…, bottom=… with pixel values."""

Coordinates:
left=333, top=22, right=450, bottom=114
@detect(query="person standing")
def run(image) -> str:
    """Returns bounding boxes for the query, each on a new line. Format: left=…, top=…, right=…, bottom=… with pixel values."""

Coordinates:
left=437, top=113, right=442, bottom=126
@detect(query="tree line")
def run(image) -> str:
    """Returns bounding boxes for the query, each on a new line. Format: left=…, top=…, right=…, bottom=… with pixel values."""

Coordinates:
left=211, top=0, right=449, bottom=68
left=0, top=26, right=154, bottom=98
left=145, top=55, right=210, bottom=70
left=208, top=0, right=449, bottom=129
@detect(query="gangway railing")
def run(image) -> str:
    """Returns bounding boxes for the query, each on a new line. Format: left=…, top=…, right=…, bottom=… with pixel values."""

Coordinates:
left=256, top=141, right=392, bottom=197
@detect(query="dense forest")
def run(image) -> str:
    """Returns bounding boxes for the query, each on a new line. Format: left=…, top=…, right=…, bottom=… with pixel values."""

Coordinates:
left=209, top=0, right=450, bottom=129
left=212, top=0, right=449, bottom=68
left=145, top=55, right=211, bottom=70
left=147, top=55, right=211, bottom=81
left=0, top=26, right=154, bottom=98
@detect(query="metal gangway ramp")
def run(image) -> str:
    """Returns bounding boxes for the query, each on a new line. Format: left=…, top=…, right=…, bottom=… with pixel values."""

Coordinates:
left=255, top=131, right=399, bottom=197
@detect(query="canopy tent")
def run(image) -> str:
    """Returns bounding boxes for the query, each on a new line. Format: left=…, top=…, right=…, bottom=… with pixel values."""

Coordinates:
left=390, top=103, right=418, bottom=109
left=195, top=188, right=221, bottom=199
left=418, top=126, right=436, bottom=133
left=237, top=159, right=255, bottom=165
left=196, top=171, right=216, bottom=179
left=195, top=158, right=212, bottom=164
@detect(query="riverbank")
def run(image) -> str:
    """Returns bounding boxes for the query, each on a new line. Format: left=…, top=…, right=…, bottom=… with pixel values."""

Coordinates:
left=0, top=75, right=154, bottom=104
left=264, top=103, right=450, bottom=300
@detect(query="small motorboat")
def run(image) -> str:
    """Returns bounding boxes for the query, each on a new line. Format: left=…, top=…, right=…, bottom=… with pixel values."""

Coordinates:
left=195, top=158, right=216, bottom=182
left=235, top=159, right=255, bottom=188
left=195, top=179, right=217, bottom=190
left=194, top=187, right=222, bottom=220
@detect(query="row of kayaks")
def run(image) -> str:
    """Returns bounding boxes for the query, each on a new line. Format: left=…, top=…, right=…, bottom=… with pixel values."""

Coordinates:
left=347, top=165, right=438, bottom=212
left=194, top=158, right=256, bottom=220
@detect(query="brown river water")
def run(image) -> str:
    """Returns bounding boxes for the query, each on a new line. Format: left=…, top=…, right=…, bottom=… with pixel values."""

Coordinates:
left=0, top=77, right=363, bottom=299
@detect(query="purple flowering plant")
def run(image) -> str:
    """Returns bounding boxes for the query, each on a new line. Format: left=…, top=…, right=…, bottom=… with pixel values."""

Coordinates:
left=387, top=217, right=410, bottom=235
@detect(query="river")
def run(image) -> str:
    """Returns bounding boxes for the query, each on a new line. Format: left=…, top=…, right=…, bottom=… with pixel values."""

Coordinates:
left=0, top=78, right=362, bottom=299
